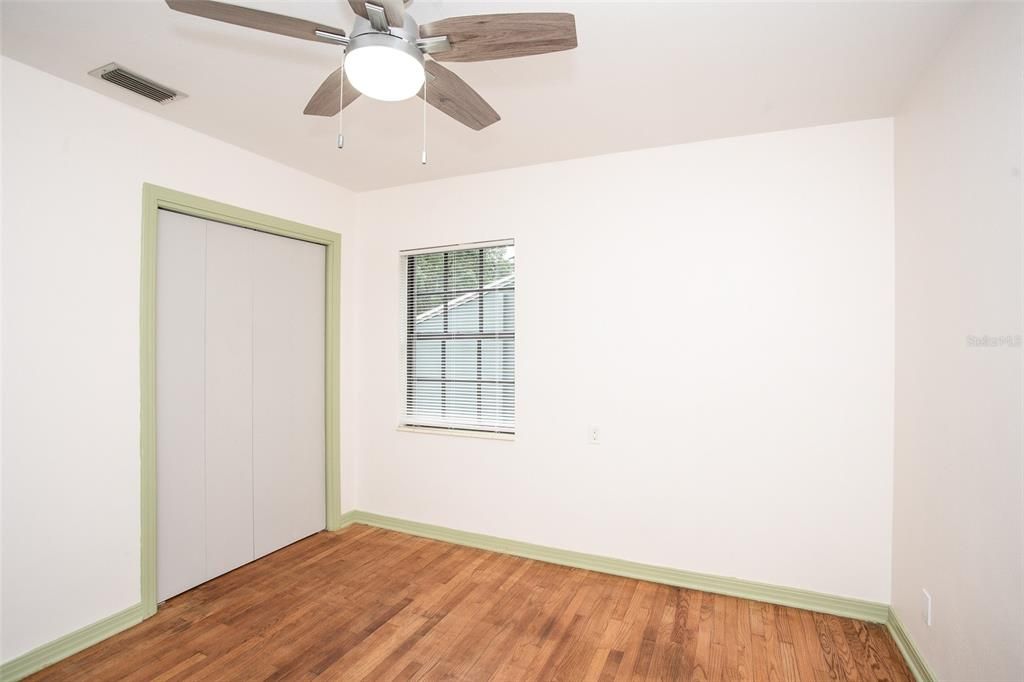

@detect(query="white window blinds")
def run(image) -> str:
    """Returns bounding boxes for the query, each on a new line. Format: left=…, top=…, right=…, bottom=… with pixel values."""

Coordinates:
left=403, top=242, right=515, bottom=433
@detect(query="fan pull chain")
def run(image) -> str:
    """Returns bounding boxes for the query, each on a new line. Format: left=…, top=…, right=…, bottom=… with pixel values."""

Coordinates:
left=421, top=77, right=427, bottom=165
left=337, top=56, right=345, bottom=149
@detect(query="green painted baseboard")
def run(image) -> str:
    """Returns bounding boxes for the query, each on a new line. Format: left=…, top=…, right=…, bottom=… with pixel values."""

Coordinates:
left=886, top=607, right=937, bottom=682
left=0, top=603, right=144, bottom=682
left=3, top=515, right=931, bottom=682
left=336, top=510, right=890, bottom=624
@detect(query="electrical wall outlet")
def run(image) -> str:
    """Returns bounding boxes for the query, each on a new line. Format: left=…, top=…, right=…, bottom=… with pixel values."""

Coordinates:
left=921, top=588, right=932, bottom=627
left=589, top=425, right=600, bottom=445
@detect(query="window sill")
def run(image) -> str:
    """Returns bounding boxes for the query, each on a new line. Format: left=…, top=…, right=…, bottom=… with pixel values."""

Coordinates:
left=397, top=425, right=516, bottom=442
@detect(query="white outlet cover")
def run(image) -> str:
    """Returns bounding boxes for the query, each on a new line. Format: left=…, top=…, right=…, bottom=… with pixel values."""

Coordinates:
left=921, top=588, right=932, bottom=626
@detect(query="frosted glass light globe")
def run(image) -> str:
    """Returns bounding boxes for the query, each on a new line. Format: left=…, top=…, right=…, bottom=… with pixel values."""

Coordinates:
left=345, top=42, right=425, bottom=102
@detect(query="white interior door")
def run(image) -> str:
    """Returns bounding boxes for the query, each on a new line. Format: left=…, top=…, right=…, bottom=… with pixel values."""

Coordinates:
left=156, top=211, right=207, bottom=601
left=252, top=231, right=326, bottom=558
left=203, top=222, right=256, bottom=578
left=156, top=210, right=326, bottom=602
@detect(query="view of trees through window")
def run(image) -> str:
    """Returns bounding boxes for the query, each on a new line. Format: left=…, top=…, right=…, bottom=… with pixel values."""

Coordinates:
left=404, top=244, right=515, bottom=433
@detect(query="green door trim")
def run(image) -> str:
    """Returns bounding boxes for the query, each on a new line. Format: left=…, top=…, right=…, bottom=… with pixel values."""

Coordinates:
left=140, top=183, right=343, bottom=617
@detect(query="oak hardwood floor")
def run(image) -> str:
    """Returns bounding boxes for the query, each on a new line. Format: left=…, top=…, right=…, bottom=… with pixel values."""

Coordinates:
left=29, top=525, right=912, bottom=681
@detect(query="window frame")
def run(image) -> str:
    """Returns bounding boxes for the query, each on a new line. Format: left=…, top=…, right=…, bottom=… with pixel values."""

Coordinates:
left=398, top=239, right=516, bottom=438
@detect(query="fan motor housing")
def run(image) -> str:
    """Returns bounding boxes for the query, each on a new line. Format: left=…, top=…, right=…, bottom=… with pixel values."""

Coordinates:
left=349, top=14, right=420, bottom=46
left=347, top=33, right=424, bottom=70
left=347, top=14, right=424, bottom=67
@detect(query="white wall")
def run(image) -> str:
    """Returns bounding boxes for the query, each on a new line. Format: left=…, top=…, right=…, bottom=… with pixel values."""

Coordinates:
left=892, top=4, right=1023, bottom=681
left=0, top=19, right=6, bottom=659
left=0, top=58, right=359, bottom=663
left=354, top=119, right=896, bottom=603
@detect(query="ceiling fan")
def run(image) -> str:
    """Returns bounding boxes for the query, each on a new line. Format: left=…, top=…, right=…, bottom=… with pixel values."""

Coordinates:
left=165, top=0, right=578, bottom=131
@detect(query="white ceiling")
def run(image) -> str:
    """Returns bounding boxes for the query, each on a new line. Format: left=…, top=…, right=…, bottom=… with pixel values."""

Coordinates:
left=3, top=1, right=966, bottom=191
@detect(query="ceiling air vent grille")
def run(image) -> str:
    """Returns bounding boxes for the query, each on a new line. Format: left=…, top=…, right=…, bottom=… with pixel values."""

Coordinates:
left=88, top=63, right=186, bottom=104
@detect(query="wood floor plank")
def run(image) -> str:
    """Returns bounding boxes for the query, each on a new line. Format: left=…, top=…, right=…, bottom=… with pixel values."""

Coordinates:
left=747, top=602, right=771, bottom=682
left=26, top=526, right=914, bottom=682
left=544, top=574, right=621, bottom=681
left=598, top=649, right=625, bottom=681
left=613, top=581, right=660, bottom=681
left=687, top=591, right=714, bottom=682
left=651, top=588, right=682, bottom=681
left=791, top=608, right=823, bottom=681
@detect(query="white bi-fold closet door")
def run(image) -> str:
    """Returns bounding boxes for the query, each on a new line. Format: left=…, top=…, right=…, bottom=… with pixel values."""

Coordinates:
left=156, top=209, right=326, bottom=601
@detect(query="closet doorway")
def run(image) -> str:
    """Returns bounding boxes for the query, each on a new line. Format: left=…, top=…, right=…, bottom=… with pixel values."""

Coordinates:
left=140, top=185, right=342, bottom=615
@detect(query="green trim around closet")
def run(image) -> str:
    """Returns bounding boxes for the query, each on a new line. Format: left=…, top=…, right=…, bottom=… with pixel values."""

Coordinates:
left=335, top=510, right=891, bottom=624
left=886, top=607, right=937, bottom=682
left=140, top=183, right=344, bottom=619
left=0, top=604, right=145, bottom=682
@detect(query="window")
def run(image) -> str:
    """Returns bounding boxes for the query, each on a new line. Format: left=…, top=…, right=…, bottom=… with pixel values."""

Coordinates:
left=402, top=241, right=515, bottom=434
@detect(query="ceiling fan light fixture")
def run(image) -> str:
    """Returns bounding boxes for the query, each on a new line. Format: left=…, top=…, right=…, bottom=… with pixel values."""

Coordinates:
left=344, top=34, right=424, bottom=102
left=164, top=0, right=579, bottom=132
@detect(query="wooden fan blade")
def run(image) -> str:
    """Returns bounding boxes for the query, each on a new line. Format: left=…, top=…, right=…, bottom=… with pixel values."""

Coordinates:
left=303, top=68, right=361, bottom=116
left=166, top=0, right=346, bottom=43
left=419, top=13, right=577, bottom=63
left=420, top=61, right=499, bottom=131
left=348, top=0, right=405, bottom=28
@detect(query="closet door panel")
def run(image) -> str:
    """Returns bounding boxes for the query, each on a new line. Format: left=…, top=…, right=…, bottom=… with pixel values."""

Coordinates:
left=155, top=210, right=207, bottom=601
left=252, top=232, right=326, bottom=558
left=204, top=221, right=255, bottom=576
